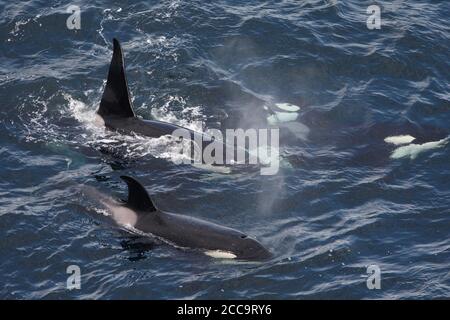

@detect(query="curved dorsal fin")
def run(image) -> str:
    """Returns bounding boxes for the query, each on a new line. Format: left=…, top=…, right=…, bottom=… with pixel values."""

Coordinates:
left=120, top=176, right=156, bottom=212
left=98, top=38, right=135, bottom=118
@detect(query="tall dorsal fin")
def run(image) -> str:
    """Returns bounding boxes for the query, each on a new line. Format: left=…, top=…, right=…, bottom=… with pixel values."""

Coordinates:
left=98, top=38, right=135, bottom=118
left=120, top=176, right=156, bottom=212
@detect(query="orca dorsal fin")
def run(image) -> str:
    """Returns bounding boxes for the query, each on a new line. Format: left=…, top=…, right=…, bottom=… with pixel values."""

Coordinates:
left=120, top=176, right=157, bottom=212
left=98, top=38, right=135, bottom=119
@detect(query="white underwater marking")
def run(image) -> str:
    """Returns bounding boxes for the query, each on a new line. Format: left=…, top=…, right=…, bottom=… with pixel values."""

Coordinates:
left=390, top=137, right=449, bottom=160
left=384, top=135, right=416, bottom=145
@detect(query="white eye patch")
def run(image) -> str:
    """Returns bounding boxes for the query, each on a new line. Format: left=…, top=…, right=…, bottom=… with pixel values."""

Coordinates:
left=204, top=250, right=237, bottom=259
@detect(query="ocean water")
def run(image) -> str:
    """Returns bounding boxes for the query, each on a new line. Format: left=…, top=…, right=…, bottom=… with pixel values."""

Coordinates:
left=0, top=0, right=449, bottom=299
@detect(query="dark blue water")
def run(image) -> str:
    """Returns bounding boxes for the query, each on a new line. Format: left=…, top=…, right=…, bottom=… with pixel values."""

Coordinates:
left=1, top=0, right=449, bottom=299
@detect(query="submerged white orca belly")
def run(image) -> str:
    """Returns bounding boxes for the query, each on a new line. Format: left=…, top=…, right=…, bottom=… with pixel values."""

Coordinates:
left=387, top=136, right=449, bottom=160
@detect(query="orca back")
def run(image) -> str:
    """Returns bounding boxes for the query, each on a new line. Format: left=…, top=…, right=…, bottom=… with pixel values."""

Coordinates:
left=98, top=38, right=135, bottom=119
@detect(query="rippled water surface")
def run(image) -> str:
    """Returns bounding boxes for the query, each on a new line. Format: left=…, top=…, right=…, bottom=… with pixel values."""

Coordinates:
left=1, top=0, right=449, bottom=299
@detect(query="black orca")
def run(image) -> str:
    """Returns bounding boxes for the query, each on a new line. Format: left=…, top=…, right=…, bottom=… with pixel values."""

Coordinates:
left=83, top=176, right=272, bottom=261
left=97, top=38, right=206, bottom=142
left=96, top=38, right=256, bottom=166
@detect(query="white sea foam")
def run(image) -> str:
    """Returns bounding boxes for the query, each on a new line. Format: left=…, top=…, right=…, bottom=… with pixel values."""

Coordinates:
left=149, top=95, right=204, bottom=132
left=65, top=94, right=104, bottom=135
left=65, top=94, right=214, bottom=166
